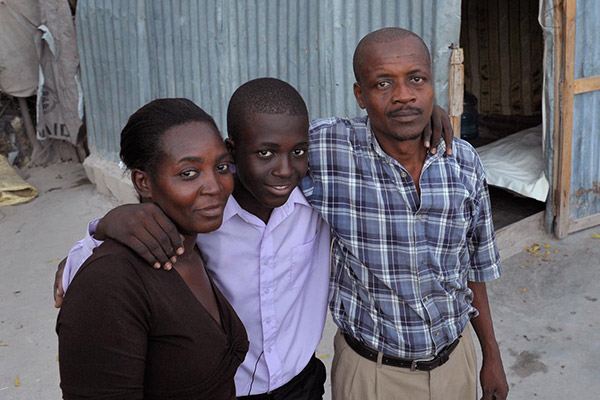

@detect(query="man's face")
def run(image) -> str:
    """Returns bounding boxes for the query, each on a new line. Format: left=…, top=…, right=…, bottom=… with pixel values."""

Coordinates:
left=230, top=113, right=309, bottom=216
left=353, top=36, right=434, bottom=144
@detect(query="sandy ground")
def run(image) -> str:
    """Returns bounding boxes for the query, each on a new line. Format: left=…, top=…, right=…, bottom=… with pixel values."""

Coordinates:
left=1, top=161, right=599, bottom=399
left=0, top=162, right=119, bottom=399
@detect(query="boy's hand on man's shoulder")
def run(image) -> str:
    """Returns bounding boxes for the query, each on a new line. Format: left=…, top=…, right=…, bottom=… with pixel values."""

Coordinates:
left=424, top=105, right=453, bottom=156
left=97, top=203, right=185, bottom=270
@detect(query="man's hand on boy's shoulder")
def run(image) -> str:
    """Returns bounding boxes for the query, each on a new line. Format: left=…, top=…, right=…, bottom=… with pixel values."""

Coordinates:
left=54, top=258, right=67, bottom=308
left=424, top=105, right=453, bottom=156
left=97, top=203, right=185, bottom=270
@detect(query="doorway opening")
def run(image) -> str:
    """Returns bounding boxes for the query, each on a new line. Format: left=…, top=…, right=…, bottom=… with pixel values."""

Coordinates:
left=460, top=0, right=546, bottom=230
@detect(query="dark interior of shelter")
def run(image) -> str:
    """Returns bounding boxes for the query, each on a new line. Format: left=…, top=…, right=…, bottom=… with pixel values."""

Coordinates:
left=460, top=0, right=546, bottom=230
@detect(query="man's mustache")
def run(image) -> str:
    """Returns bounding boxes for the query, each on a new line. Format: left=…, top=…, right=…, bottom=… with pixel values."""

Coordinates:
left=387, top=107, right=423, bottom=118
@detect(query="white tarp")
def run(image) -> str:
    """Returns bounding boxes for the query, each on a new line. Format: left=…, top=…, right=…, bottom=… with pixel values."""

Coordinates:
left=477, top=124, right=549, bottom=202
left=0, top=0, right=40, bottom=97
left=0, top=0, right=82, bottom=145
left=34, top=0, right=82, bottom=144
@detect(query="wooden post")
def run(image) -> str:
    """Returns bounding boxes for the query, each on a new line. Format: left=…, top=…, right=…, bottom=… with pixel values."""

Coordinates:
left=551, top=0, right=564, bottom=223
left=16, top=96, right=51, bottom=166
left=16, top=97, right=37, bottom=146
left=448, top=46, right=464, bottom=138
left=554, top=0, right=577, bottom=239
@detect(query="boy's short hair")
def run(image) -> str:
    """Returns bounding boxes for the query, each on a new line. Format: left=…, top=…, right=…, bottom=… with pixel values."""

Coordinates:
left=227, top=78, right=308, bottom=141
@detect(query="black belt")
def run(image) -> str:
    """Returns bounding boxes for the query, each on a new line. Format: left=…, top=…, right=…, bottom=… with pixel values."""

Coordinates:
left=343, top=333, right=461, bottom=371
left=238, top=355, right=319, bottom=399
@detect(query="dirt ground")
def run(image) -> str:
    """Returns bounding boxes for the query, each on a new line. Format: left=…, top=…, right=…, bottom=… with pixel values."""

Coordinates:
left=0, top=162, right=119, bottom=399
left=1, top=161, right=599, bottom=399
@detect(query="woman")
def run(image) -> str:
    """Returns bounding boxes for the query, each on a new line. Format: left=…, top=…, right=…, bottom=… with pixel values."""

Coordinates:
left=56, top=99, right=248, bottom=399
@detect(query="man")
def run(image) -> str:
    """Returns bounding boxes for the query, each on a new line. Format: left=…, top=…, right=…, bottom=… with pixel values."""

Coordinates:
left=300, top=28, right=508, bottom=399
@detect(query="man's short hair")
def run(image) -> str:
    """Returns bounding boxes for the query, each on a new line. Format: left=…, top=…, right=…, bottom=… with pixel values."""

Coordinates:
left=353, top=27, right=431, bottom=83
left=227, top=78, right=308, bottom=141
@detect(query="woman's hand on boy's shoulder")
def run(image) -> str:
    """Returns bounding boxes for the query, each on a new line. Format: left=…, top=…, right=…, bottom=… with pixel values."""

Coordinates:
left=97, top=203, right=184, bottom=270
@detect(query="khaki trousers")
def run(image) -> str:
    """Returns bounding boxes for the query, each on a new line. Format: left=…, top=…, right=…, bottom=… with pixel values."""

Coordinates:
left=331, top=325, right=477, bottom=400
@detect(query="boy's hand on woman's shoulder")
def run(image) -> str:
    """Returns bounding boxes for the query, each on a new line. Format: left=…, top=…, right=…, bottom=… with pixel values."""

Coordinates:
left=52, top=203, right=184, bottom=308
left=97, top=203, right=185, bottom=270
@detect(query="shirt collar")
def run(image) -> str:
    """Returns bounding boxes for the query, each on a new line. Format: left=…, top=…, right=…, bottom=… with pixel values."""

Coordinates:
left=221, top=186, right=310, bottom=226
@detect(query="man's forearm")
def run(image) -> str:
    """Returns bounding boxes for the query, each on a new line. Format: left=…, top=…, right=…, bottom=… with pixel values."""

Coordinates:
left=467, top=281, right=500, bottom=355
left=468, top=281, right=509, bottom=398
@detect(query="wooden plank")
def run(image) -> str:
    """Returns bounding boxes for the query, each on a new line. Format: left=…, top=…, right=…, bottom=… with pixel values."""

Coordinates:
left=573, top=76, right=600, bottom=94
left=554, top=0, right=577, bottom=239
left=551, top=0, right=563, bottom=218
left=568, top=213, right=600, bottom=234
left=495, top=211, right=547, bottom=260
left=450, top=116, right=462, bottom=139
left=448, top=47, right=464, bottom=138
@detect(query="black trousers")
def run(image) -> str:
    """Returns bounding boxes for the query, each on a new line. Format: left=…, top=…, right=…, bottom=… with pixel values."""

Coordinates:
left=238, top=355, right=326, bottom=400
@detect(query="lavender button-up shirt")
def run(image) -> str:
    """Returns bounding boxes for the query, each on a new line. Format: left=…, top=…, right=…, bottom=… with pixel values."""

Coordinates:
left=62, top=187, right=331, bottom=395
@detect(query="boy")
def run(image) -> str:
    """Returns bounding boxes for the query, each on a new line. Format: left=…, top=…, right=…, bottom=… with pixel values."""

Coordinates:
left=59, top=78, right=330, bottom=398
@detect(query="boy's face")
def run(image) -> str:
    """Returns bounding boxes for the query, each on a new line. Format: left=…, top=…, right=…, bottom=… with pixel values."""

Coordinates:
left=229, top=113, right=309, bottom=216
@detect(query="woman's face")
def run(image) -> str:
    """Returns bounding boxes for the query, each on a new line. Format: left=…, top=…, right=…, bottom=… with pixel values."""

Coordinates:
left=147, top=121, right=234, bottom=235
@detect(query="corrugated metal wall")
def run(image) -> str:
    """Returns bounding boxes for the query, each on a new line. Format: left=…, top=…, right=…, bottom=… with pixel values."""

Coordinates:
left=570, top=0, right=600, bottom=220
left=76, top=0, right=461, bottom=161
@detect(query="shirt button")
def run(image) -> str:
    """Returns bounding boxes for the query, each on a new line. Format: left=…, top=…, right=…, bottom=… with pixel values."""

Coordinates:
left=401, top=172, right=407, bottom=178
left=417, top=215, right=422, bottom=220
left=424, top=296, right=429, bottom=302
left=436, top=332, right=440, bottom=336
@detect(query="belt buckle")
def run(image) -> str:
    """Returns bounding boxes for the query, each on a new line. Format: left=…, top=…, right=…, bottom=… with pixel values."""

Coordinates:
left=410, top=355, right=436, bottom=371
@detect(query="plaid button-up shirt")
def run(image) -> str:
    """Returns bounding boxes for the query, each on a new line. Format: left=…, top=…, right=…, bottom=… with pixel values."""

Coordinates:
left=300, top=115, right=501, bottom=359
